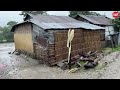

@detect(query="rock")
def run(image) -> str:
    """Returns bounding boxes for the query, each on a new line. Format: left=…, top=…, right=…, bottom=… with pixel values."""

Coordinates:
left=92, top=62, right=98, bottom=66
left=15, top=52, right=21, bottom=55
left=8, top=52, right=11, bottom=54
left=84, top=62, right=95, bottom=69
left=61, top=63, right=69, bottom=70
left=57, top=62, right=69, bottom=70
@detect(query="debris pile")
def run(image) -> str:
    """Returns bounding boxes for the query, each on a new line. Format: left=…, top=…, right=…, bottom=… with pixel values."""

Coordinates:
left=57, top=51, right=104, bottom=72
left=8, top=50, right=21, bottom=55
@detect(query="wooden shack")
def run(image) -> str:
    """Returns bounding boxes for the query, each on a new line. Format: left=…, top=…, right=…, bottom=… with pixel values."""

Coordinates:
left=11, top=14, right=104, bottom=66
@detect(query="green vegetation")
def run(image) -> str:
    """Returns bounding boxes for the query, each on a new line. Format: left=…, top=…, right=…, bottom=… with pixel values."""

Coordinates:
left=113, top=11, right=120, bottom=32
left=0, top=21, right=18, bottom=43
left=69, top=11, right=101, bottom=18
left=102, top=45, right=120, bottom=55
left=20, top=11, right=48, bottom=18
left=112, top=45, right=120, bottom=52
left=95, top=63, right=107, bottom=70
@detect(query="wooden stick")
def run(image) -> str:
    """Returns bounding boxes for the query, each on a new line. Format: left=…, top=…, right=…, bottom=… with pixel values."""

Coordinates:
left=68, top=41, right=72, bottom=69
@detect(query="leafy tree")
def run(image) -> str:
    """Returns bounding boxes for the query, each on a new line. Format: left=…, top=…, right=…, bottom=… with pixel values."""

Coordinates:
left=113, top=12, right=120, bottom=32
left=69, top=11, right=101, bottom=17
left=2, top=27, right=13, bottom=42
left=0, top=26, right=4, bottom=42
left=0, top=21, right=18, bottom=42
left=7, top=21, right=18, bottom=27
left=20, top=11, right=48, bottom=17
left=90, top=12, right=101, bottom=16
left=0, top=26, right=2, bottom=29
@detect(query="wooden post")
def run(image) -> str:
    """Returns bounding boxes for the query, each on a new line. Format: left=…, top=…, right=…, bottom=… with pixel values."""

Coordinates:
left=108, top=26, right=114, bottom=49
left=67, top=29, right=74, bottom=70
left=68, top=42, right=71, bottom=69
left=68, top=53, right=71, bottom=69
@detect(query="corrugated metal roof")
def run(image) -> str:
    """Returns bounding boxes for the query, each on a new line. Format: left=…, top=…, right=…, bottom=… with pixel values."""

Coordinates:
left=30, top=18, right=104, bottom=30
left=77, top=15, right=113, bottom=26
left=29, top=14, right=81, bottom=23
left=11, top=14, right=105, bottom=32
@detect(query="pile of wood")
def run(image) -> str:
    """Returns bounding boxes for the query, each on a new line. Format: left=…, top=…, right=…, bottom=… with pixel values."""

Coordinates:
left=57, top=51, right=104, bottom=70
left=78, top=51, right=101, bottom=69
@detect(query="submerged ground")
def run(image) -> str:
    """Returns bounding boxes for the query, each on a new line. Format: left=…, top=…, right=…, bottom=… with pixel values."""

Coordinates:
left=0, top=43, right=120, bottom=79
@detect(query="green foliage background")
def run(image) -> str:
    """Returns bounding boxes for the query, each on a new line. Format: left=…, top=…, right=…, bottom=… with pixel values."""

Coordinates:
left=69, top=11, right=101, bottom=17
left=113, top=12, right=120, bottom=32
left=0, top=21, right=18, bottom=43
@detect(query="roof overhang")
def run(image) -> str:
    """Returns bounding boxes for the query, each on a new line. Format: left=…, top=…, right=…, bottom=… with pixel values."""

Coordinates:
left=11, top=21, right=32, bottom=32
left=11, top=20, right=105, bottom=32
left=75, top=14, right=114, bottom=26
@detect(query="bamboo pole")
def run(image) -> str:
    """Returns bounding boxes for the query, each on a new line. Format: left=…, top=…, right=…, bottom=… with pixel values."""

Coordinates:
left=67, top=29, right=75, bottom=69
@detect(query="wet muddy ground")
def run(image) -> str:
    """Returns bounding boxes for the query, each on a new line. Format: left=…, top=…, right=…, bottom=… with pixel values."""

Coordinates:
left=0, top=43, right=39, bottom=79
left=1, top=43, right=120, bottom=79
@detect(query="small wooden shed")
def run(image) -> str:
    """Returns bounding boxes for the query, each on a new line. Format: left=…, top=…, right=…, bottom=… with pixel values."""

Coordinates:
left=11, top=14, right=104, bottom=66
